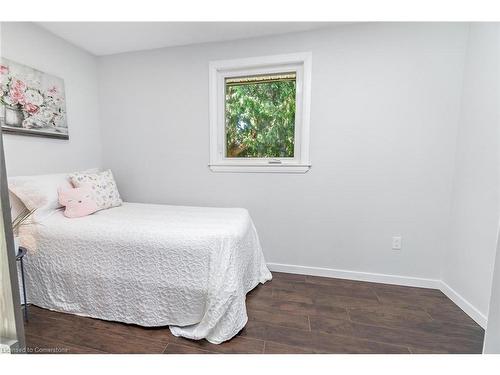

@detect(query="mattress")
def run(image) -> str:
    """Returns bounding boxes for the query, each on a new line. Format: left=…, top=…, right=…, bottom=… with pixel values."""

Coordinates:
left=20, top=202, right=272, bottom=344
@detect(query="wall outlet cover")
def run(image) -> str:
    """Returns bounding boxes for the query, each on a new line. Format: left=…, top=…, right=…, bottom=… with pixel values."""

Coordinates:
left=392, top=236, right=402, bottom=250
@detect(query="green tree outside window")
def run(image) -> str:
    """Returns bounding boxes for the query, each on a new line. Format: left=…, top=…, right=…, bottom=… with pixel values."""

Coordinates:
left=225, top=75, right=296, bottom=158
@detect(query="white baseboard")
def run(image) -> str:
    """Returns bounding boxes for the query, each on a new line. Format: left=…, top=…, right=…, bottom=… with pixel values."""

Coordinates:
left=439, top=281, right=488, bottom=328
left=267, top=262, right=442, bottom=289
left=266, top=262, right=487, bottom=328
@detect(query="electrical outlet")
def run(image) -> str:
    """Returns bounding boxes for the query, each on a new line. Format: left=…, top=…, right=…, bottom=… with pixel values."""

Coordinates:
left=392, top=236, right=402, bottom=250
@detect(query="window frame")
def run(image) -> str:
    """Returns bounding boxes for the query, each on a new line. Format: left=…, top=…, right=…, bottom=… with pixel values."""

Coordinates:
left=209, top=52, right=312, bottom=173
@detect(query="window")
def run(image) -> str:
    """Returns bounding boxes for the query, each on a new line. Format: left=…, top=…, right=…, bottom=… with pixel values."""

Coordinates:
left=209, top=53, right=312, bottom=173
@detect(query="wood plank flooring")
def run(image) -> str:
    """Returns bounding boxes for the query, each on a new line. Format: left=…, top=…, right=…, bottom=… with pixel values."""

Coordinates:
left=24, top=272, right=484, bottom=354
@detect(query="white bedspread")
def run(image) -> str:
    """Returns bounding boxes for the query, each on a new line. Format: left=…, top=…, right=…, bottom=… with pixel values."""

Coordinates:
left=20, top=202, right=272, bottom=344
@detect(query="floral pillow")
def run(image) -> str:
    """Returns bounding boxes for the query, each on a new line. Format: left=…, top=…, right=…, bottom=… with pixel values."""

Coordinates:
left=69, top=169, right=122, bottom=210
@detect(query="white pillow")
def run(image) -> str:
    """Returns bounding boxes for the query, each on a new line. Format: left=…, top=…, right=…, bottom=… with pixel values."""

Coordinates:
left=69, top=169, right=122, bottom=210
left=8, top=169, right=99, bottom=220
left=8, top=173, right=72, bottom=220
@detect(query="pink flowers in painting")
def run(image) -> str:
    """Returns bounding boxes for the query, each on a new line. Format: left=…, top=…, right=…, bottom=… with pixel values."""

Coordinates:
left=9, top=89, right=25, bottom=105
left=23, top=103, right=39, bottom=114
left=0, top=59, right=68, bottom=138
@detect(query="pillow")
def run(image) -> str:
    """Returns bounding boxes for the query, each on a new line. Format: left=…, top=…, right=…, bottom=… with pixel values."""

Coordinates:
left=58, top=186, right=99, bottom=218
left=69, top=169, right=122, bottom=210
left=8, top=173, right=72, bottom=220
left=8, top=168, right=99, bottom=220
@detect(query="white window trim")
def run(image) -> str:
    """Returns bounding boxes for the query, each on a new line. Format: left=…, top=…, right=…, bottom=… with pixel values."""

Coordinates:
left=209, top=52, right=312, bottom=173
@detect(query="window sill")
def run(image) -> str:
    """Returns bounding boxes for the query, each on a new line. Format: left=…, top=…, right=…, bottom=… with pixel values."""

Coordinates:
left=208, top=164, right=311, bottom=173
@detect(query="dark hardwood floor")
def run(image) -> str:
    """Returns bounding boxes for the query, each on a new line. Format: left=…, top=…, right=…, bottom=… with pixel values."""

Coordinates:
left=24, top=272, right=485, bottom=354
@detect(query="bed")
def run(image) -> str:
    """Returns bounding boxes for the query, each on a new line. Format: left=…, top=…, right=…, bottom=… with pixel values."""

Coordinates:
left=18, top=202, right=272, bottom=344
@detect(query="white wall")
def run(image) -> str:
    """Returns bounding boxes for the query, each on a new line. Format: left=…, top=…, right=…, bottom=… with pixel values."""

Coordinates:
left=98, top=23, right=468, bottom=280
left=0, top=22, right=102, bottom=176
left=443, top=23, right=500, bottom=322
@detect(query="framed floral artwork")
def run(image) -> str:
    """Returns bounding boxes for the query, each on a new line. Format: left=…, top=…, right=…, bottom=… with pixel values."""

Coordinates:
left=0, top=58, right=68, bottom=139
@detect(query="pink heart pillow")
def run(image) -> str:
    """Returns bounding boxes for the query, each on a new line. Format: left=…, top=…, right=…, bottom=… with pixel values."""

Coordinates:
left=58, top=186, right=99, bottom=218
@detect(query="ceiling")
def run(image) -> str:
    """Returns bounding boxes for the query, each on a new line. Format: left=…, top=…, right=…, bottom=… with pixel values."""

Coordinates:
left=36, top=22, right=340, bottom=56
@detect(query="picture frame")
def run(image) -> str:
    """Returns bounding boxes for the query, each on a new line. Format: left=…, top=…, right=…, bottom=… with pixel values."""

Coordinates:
left=0, top=58, right=69, bottom=140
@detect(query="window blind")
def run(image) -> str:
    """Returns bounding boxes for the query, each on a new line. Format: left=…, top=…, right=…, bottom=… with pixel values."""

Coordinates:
left=225, top=72, right=296, bottom=86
